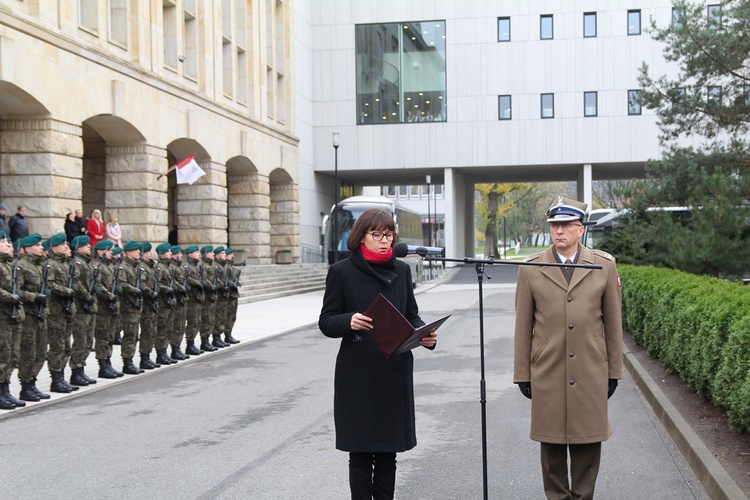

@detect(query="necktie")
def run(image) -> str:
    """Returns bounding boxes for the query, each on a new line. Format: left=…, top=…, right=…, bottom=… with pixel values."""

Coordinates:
left=563, top=259, right=573, bottom=284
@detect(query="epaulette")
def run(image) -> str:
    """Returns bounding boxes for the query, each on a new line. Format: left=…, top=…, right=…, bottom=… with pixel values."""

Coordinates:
left=523, top=253, right=542, bottom=263
left=592, top=249, right=613, bottom=261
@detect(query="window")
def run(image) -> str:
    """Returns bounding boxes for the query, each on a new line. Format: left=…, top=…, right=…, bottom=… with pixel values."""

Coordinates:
left=497, top=17, right=510, bottom=42
left=672, top=7, right=684, bottom=28
left=628, top=10, right=641, bottom=35
left=163, top=0, right=177, bottom=69
left=707, top=5, right=721, bottom=29
left=584, top=92, right=597, bottom=117
left=583, top=12, right=597, bottom=38
left=79, top=0, right=98, bottom=32
left=628, top=90, right=642, bottom=115
left=707, top=86, right=722, bottom=105
left=541, top=93, right=554, bottom=118
left=672, top=87, right=687, bottom=112
left=498, top=95, right=511, bottom=120
left=108, top=0, right=127, bottom=46
left=540, top=15, right=553, bottom=40
left=356, top=21, right=447, bottom=124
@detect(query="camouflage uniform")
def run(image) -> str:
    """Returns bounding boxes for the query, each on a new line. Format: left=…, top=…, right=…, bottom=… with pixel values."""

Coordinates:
left=224, top=258, right=241, bottom=343
left=211, top=257, right=230, bottom=348
left=118, top=253, right=144, bottom=375
left=154, top=253, right=177, bottom=365
left=170, top=251, right=189, bottom=360
left=94, top=253, right=121, bottom=378
left=69, top=251, right=98, bottom=385
left=46, top=250, right=78, bottom=392
left=0, top=252, right=26, bottom=408
left=17, top=251, right=50, bottom=401
left=199, top=256, right=218, bottom=351
left=138, top=257, right=160, bottom=369
left=184, top=255, right=204, bottom=355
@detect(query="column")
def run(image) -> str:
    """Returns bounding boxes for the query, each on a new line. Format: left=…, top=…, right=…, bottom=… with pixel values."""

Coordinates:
left=174, top=159, right=228, bottom=247
left=227, top=172, right=270, bottom=264
left=270, top=182, right=299, bottom=262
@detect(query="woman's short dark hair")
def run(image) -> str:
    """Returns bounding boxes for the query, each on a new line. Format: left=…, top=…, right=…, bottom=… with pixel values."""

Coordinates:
left=346, top=208, right=398, bottom=252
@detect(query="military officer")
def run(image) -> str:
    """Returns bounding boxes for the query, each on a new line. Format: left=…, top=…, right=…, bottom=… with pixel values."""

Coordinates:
left=111, top=245, right=123, bottom=346
left=93, top=239, right=122, bottom=379
left=69, top=234, right=98, bottom=386
left=137, top=242, right=160, bottom=370
left=183, top=245, right=204, bottom=355
left=119, top=241, right=145, bottom=375
left=223, top=248, right=241, bottom=345
left=211, top=246, right=230, bottom=348
left=0, top=231, right=25, bottom=409
left=199, top=245, right=220, bottom=352
left=513, top=196, right=623, bottom=500
left=154, top=242, right=177, bottom=366
left=169, top=245, right=190, bottom=361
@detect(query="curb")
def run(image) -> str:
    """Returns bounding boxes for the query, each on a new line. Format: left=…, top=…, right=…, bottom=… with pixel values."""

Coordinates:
left=623, top=347, right=748, bottom=500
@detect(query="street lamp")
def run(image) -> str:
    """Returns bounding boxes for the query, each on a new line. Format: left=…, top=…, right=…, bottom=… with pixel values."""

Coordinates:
left=332, top=132, right=340, bottom=263
left=426, top=175, right=432, bottom=247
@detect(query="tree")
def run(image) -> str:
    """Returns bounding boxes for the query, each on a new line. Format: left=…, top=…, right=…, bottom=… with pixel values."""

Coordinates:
left=476, top=183, right=522, bottom=258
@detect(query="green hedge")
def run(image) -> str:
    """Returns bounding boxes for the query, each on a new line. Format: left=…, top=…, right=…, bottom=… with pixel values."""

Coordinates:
left=620, top=265, right=750, bottom=433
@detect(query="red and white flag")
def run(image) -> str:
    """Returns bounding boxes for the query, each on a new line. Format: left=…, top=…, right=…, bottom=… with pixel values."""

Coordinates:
left=174, top=154, right=206, bottom=185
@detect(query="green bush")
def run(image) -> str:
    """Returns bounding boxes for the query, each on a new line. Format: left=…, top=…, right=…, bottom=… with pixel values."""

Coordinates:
left=620, top=265, right=750, bottom=433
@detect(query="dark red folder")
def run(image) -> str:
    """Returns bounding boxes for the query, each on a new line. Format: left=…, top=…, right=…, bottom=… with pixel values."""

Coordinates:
left=363, top=293, right=451, bottom=359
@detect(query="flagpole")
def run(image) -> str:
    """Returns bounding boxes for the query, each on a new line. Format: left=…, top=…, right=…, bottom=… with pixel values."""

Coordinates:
left=156, top=164, right=179, bottom=181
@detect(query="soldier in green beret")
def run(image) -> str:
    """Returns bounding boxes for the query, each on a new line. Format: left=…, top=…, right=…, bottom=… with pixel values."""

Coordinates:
left=183, top=245, right=204, bottom=355
left=212, top=247, right=231, bottom=348
left=111, top=245, right=123, bottom=346
left=199, top=245, right=221, bottom=352
left=223, top=248, right=241, bottom=345
left=168, top=246, right=189, bottom=360
left=138, top=242, right=161, bottom=370
left=45, top=233, right=79, bottom=393
left=69, top=235, right=99, bottom=386
left=119, top=241, right=145, bottom=375
left=16, top=233, right=51, bottom=402
left=0, top=232, right=26, bottom=409
left=93, top=240, right=122, bottom=379
left=154, top=243, right=177, bottom=365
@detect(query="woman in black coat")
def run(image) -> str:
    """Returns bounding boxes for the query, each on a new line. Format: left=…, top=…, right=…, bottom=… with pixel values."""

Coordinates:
left=319, top=208, right=437, bottom=500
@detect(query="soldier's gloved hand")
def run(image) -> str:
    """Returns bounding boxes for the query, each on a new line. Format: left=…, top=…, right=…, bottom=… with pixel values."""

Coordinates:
left=517, top=382, right=532, bottom=399
left=87, top=297, right=96, bottom=306
left=608, top=379, right=618, bottom=399
left=134, top=289, right=142, bottom=298
left=139, top=283, right=148, bottom=292
left=109, top=294, right=118, bottom=303
left=10, top=293, right=21, bottom=304
left=65, top=287, right=75, bottom=297
left=167, top=288, right=175, bottom=296
left=35, top=293, right=48, bottom=305
left=149, top=290, right=158, bottom=300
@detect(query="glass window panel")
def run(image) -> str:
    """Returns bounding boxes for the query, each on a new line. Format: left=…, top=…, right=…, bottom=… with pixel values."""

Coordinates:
left=541, top=93, right=554, bottom=118
left=628, top=10, right=641, bottom=35
left=584, top=13, right=596, bottom=38
left=540, top=15, right=553, bottom=40
left=708, top=5, right=721, bottom=29
left=672, top=87, right=686, bottom=112
left=398, top=185, right=407, bottom=197
left=584, top=91, right=597, bottom=117
left=498, top=95, right=511, bottom=120
left=497, top=17, right=510, bottom=42
left=707, top=86, right=722, bottom=105
left=356, top=21, right=447, bottom=124
left=672, top=8, right=684, bottom=28
left=628, top=90, right=642, bottom=115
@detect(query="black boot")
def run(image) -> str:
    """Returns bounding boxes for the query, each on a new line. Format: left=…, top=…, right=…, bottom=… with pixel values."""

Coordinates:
left=59, top=369, right=79, bottom=391
left=98, top=359, right=119, bottom=379
left=81, top=368, right=97, bottom=384
left=212, top=334, right=229, bottom=348
left=0, top=387, right=15, bottom=410
left=69, top=367, right=89, bottom=386
left=19, top=382, right=41, bottom=402
left=50, top=371, right=74, bottom=393
left=171, top=345, right=190, bottom=360
left=122, top=358, right=144, bottom=375
left=113, top=331, right=122, bottom=345
left=31, top=379, right=50, bottom=399
left=201, top=337, right=218, bottom=352
left=106, top=359, right=124, bottom=377
left=224, top=332, right=240, bottom=344
left=185, top=340, right=203, bottom=356
left=2, top=382, right=25, bottom=407
left=139, top=354, right=160, bottom=370
left=156, top=349, right=176, bottom=365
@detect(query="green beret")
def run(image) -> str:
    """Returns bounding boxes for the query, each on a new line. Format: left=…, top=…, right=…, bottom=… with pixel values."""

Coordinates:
left=71, top=235, right=90, bottom=249
left=184, top=245, right=199, bottom=254
left=200, top=245, right=213, bottom=255
left=112, top=246, right=122, bottom=255
left=20, top=233, right=42, bottom=248
left=214, top=246, right=225, bottom=254
left=94, top=240, right=114, bottom=251
left=123, top=241, right=141, bottom=252
left=140, top=242, right=152, bottom=253
left=156, top=242, right=171, bottom=255
left=41, top=240, right=50, bottom=251
left=49, top=233, right=67, bottom=247
left=170, top=245, right=182, bottom=254
left=225, top=248, right=233, bottom=254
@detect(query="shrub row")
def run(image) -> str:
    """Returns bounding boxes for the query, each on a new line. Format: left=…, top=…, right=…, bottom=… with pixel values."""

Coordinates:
left=620, top=265, right=750, bottom=433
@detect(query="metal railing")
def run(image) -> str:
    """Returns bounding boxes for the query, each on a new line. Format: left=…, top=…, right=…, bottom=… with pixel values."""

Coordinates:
left=301, top=243, right=325, bottom=263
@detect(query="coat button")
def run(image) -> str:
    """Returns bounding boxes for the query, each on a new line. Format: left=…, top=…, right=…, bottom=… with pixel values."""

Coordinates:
left=353, top=335, right=361, bottom=342
left=569, top=352, right=574, bottom=357
left=568, top=324, right=574, bottom=330
left=569, top=379, right=575, bottom=385
left=567, top=296, right=573, bottom=302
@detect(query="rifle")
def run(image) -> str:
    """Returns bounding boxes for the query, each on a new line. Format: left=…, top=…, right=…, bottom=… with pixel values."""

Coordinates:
left=81, top=264, right=99, bottom=313
left=167, top=263, right=177, bottom=308
left=179, top=263, right=188, bottom=306
left=222, top=263, right=231, bottom=299
left=151, top=262, right=159, bottom=313
left=233, top=260, right=246, bottom=288
left=134, top=260, right=143, bottom=310
left=64, top=248, right=77, bottom=316
left=210, top=265, right=218, bottom=302
left=195, top=262, right=204, bottom=302
left=108, top=260, right=121, bottom=313
left=37, top=251, right=51, bottom=321
left=10, top=245, right=20, bottom=323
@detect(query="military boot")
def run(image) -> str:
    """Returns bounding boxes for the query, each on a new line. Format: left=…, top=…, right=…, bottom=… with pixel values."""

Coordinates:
left=69, top=367, right=89, bottom=386
left=81, top=368, right=97, bottom=384
left=171, top=345, right=190, bottom=360
left=98, top=359, right=119, bottom=379
left=224, top=331, right=240, bottom=344
left=0, top=387, right=15, bottom=410
left=122, top=358, right=144, bottom=375
left=50, top=371, right=74, bottom=393
left=31, top=379, right=50, bottom=399
left=212, top=334, right=229, bottom=348
left=106, top=359, right=124, bottom=377
left=2, top=382, right=25, bottom=407
left=201, top=337, right=218, bottom=352
left=139, top=354, right=160, bottom=370
left=185, top=340, right=203, bottom=356
left=59, top=369, right=79, bottom=391
left=156, top=349, right=176, bottom=365
left=19, top=382, right=41, bottom=402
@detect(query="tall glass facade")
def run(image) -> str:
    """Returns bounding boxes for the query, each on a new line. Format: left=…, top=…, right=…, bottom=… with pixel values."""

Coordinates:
left=356, top=21, right=447, bottom=124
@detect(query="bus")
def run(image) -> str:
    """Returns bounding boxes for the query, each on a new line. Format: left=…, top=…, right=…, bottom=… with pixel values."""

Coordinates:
left=583, top=207, right=693, bottom=249
left=322, top=195, right=424, bottom=264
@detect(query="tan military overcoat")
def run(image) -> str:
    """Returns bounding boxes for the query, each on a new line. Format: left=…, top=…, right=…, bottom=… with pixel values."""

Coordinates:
left=513, top=245, right=623, bottom=444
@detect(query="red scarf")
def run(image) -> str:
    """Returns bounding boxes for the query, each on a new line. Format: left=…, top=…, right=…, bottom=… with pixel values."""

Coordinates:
left=359, top=243, right=393, bottom=262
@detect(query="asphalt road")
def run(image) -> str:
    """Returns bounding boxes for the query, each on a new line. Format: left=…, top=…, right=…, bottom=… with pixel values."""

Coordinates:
left=1, top=266, right=709, bottom=499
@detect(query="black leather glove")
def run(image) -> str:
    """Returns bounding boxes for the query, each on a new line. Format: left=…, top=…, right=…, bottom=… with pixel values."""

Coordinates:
left=87, top=297, right=96, bottom=306
left=134, top=289, right=142, bottom=298
left=608, top=379, right=618, bottom=399
left=517, top=382, right=532, bottom=399
left=34, top=293, right=48, bottom=305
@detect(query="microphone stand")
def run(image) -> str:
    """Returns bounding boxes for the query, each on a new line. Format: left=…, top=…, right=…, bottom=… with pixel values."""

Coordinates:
left=416, top=250, right=601, bottom=500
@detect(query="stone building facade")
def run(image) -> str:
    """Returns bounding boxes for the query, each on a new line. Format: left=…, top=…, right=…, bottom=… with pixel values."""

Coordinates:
left=0, top=0, right=299, bottom=263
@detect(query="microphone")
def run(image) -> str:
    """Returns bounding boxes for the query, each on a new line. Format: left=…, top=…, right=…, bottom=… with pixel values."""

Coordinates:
left=393, top=242, right=445, bottom=258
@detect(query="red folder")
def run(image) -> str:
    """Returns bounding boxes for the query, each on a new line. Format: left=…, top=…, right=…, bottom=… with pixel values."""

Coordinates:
left=363, top=293, right=451, bottom=359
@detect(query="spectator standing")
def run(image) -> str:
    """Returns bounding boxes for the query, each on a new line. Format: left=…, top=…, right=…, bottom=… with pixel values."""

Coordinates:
left=8, top=206, right=29, bottom=242
left=0, top=204, right=9, bottom=236
left=168, top=225, right=178, bottom=246
left=64, top=213, right=77, bottom=242
left=105, top=213, right=122, bottom=248
left=73, top=209, right=87, bottom=240
left=86, top=209, right=105, bottom=247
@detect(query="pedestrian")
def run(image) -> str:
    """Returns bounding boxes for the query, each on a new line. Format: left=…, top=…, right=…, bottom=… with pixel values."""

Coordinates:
left=0, top=203, right=10, bottom=236
left=318, top=207, right=438, bottom=500
left=8, top=205, right=29, bottom=242
left=168, top=225, right=178, bottom=246
left=68, top=235, right=98, bottom=386
left=105, top=213, right=122, bottom=248
left=64, top=213, right=77, bottom=242
left=73, top=209, right=88, bottom=239
left=0, top=231, right=26, bottom=409
left=513, top=196, right=623, bottom=500
left=86, top=209, right=105, bottom=247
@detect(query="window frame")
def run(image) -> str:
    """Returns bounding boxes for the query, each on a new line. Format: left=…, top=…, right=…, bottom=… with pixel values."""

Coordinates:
left=583, top=12, right=597, bottom=38
left=584, top=91, right=598, bottom=117
left=707, top=5, right=722, bottom=29
left=628, top=89, right=642, bottom=115
left=627, top=10, right=641, bottom=35
left=707, top=85, right=722, bottom=105
left=540, top=14, right=553, bottom=40
left=541, top=93, right=554, bottom=119
left=497, top=17, right=511, bottom=42
left=498, top=95, right=512, bottom=120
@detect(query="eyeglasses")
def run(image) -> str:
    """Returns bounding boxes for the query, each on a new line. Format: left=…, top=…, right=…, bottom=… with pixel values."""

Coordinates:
left=368, top=231, right=395, bottom=241
left=549, top=222, right=583, bottom=230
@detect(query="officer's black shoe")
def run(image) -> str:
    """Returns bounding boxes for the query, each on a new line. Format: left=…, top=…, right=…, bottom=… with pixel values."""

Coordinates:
left=98, top=359, right=119, bottom=379
left=50, top=371, right=74, bottom=393
left=106, top=359, right=124, bottom=377
left=59, top=370, right=79, bottom=391
left=2, top=383, right=25, bottom=407
left=212, top=335, right=229, bottom=348
left=171, top=345, right=190, bottom=360
left=69, top=367, right=89, bottom=386
left=113, top=331, right=122, bottom=345
left=185, top=341, right=203, bottom=356
left=0, top=390, right=15, bottom=410
left=155, top=349, right=175, bottom=365
left=19, top=382, right=41, bottom=402
left=224, top=332, right=240, bottom=344
left=122, top=358, right=144, bottom=375
left=139, top=355, right=159, bottom=370
left=201, top=338, right=218, bottom=352
left=31, top=379, right=50, bottom=399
